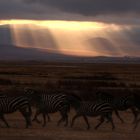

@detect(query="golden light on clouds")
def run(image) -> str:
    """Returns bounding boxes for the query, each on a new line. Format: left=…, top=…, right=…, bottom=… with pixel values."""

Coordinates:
left=0, top=19, right=128, bottom=57
left=0, top=19, right=107, bottom=29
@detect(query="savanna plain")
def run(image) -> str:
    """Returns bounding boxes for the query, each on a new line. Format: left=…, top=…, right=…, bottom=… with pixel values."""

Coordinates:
left=0, top=62, right=140, bottom=140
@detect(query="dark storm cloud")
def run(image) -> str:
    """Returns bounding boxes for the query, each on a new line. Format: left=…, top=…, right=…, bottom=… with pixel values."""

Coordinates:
left=24, top=0, right=140, bottom=16
left=0, top=0, right=63, bottom=20
left=0, top=0, right=39, bottom=19
left=123, top=27, right=140, bottom=45
left=0, top=0, right=140, bottom=22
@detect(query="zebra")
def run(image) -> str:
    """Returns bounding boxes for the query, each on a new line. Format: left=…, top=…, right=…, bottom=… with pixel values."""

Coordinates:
left=95, top=92, right=136, bottom=123
left=24, top=88, right=70, bottom=127
left=0, top=95, right=32, bottom=128
left=66, top=94, right=115, bottom=130
left=132, top=93, right=140, bottom=129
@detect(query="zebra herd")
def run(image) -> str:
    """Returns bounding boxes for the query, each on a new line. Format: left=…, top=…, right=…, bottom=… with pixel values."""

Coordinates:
left=0, top=88, right=140, bottom=130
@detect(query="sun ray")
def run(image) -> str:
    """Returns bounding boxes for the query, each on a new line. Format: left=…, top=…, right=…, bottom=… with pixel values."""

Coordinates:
left=0, top=19, right=134, bottom=57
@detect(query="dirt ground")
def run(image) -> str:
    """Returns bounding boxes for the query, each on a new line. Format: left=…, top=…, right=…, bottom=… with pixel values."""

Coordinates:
left=0, top=110, right=140, bottom=140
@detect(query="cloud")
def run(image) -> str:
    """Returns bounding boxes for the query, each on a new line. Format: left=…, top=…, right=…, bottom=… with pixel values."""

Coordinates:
left=0, top=0, right=139, bottom=24
left=0, top=0, right=66, bottom=20
left=124, top=27, right=140, bottom=45
left=24, top=0, right=140, bottom=17
left=0, top=22, right=140, bottom=57
left=88, top=37, right=120, bottom=56
left=88, top=26, right=140, bottom=56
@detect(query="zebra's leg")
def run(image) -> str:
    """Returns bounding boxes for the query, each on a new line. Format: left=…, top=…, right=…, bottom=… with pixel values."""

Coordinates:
left=59, top=105, right=70, bottom=127
left=32, top=109, right=42, bottom=123
left=42, top=112, right=46, bottom=127
left=57, top=114, right=66, bottom=126
left=57, top=117, right=63, bottom=126
left=57, top=111, right=68, bottom=127
left=71, top=114, right=81, bottom=128
left=0, top=114, right=10, bottom=128
left=134, top=118, right=140, bottom=130
left=64, top=105, right=70, bottom=127
left=19, top=108, right=31, bottom=128
left=47, top=114, right=51, bottom=122
left=26, top=104, right=32, bottom=126
left=114, top=110, right=124, bottom=123
left=95, top=116, right=105, bottom=130
left=83, top=115, right=90, bottom=130
left=105, top=113, right=115, bottom=130
left=64, top=113, right=69, bottom=127
left=131, top=107, right=139, bottom=124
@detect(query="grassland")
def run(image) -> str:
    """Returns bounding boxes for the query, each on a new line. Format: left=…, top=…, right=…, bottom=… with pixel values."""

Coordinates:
left=0, top=61, right=140, bottom=139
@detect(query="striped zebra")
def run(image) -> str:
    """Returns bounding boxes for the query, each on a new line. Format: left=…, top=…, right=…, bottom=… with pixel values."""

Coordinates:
left=133, top=93, right=140, bottom=129
left=0, top=95, right=32, bottom=128
left=96, top=92, right=136, bottom=123
left=67, top=94, right=115, bottom=130
left=24, top=88, right=70, bottom=127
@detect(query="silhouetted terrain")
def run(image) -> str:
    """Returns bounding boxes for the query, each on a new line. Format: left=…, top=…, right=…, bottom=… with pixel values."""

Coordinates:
left=0, top=45, right=140, bottom=63
left=0, top=45, right=68, bottom=60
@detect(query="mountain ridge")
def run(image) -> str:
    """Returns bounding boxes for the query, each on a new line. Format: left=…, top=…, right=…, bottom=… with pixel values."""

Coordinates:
left=0, top=45, right=140, bottom=63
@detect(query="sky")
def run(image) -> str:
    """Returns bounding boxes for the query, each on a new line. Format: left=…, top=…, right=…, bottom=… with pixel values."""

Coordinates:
left=0, top=0, right=140, bottom=57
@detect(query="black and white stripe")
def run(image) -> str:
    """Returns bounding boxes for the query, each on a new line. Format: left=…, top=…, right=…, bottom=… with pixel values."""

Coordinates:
left=24, top=88, right=70, bottom=127
left=67, top=94, right=115, bottom=130
left=0, top=95, right=32, bottom=128
left=96, top=92, right=135, bottom=123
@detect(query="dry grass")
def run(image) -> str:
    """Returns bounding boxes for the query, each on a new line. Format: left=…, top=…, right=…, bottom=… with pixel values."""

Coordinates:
left=0, top=62, right=140, bottom=139
left=0, top=62, right=140, bottom=97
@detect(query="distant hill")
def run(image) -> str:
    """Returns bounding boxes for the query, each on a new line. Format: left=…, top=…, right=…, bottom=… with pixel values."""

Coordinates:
left=0, top=45, right=140, bottom=63
left=0, top=45, right=69, bottom=61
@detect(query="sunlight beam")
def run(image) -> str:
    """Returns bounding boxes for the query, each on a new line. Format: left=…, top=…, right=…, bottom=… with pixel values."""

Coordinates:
left=1, top=19, right=136, bottom=57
